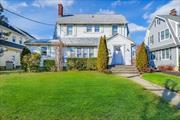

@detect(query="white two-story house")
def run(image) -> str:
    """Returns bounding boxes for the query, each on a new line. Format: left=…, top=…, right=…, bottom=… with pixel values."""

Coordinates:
left=145, top=9, right=180, bottom=71
left=0, top=22, right=35, bottom=70
left=25, top=3, right=135, bottom=66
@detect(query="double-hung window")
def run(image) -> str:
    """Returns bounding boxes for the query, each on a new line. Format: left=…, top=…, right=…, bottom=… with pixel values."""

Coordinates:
left=83, top=48, right=88, bottom=58
left=165, top=29, right=169, bottom=38
left=19, top=38, right=23, bottom=44
left=161, top=31, right=165, bottom=40
left=162, top=49, right=171, bottom=60
left=89, top=48, right=94, bottom=58
left=77, top=48, right=82, bottom=58
left=87, top=25, right=92, bottom=32
left=95, top=25, right=100, bottom=32
left=112, top=25, right=118, bottom=35
left=67, top=25, right=73, bottom=35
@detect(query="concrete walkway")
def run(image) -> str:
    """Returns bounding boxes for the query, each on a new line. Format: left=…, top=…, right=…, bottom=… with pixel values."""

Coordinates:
left=117, top=74, right=180, bottom=109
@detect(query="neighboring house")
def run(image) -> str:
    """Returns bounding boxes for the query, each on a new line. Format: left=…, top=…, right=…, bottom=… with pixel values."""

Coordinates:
left=25, top=3, right=135, bottom=66
left=144, top=9, right=180, bottom=71
left=0, top=22, right=35, bottom=70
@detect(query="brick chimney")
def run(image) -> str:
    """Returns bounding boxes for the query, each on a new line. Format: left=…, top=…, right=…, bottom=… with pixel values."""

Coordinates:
left=58, top=3, right=63, bottom=16
left=169, top=9, right=177, bottom=16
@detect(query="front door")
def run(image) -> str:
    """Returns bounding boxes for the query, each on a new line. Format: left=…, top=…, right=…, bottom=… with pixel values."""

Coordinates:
left=112, top=46, right=124, bottom=65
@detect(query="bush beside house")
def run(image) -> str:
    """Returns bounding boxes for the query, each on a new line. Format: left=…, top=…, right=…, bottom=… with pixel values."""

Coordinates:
left=67, top=58, right=97, bottom=71
left=20, top=47, right=31, bottom=71
left=22, top=53, right=41, bottom=72
left=44, top=60, right=56, bottom=72
left=136, top=42, right=149, bottom=73
left=97, top=36, right=109, bottom=72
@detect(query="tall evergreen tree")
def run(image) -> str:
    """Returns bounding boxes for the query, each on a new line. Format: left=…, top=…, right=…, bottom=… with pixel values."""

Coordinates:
left=136, top=42, right=148, bottom=72
left=97, top=36, right=109, bottom=72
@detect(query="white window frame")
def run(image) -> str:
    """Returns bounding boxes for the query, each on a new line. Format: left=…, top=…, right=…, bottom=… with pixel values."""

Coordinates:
left=67, top=25, right=73, bottom=35
left=112, top=25, right=118, bottom=35
left=87, top=25, right=93, bottom=32
left=161, top=49, right=171, bottom=60
left=95, top=25, right=100, bottom=32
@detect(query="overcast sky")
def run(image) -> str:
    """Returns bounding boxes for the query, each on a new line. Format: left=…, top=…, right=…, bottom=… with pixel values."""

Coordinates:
left=0, top=0, right=179, bottom=44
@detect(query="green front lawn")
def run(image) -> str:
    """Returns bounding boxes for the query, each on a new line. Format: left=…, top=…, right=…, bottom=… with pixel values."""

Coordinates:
left=0, top=72, right=179, bottom=120
left=143, top=72, right=180, bottom=90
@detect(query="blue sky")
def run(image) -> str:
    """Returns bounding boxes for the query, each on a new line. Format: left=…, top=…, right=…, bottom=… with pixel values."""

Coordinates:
left=0, top=0, right=179, bottom=45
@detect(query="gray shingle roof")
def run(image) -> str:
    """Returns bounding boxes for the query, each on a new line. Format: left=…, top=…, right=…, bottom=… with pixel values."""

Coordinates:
left=25, top=38, right=99, bottom=47
left=61, top=37, right=99, bottom=46
left=57, top=14, right=127, bottom=24
left=157, top=15, right=180, bottom=22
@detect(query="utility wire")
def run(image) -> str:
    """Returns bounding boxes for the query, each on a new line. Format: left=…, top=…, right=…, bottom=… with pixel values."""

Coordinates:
left=4, top=8, right=55, bottom=26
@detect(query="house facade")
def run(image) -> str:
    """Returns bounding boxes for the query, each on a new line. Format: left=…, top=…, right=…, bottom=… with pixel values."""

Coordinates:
left=144, top=9, right=180, bottom=71
left=25, top=3, right=135, bottom=66
left=0, top=22, right=35, bottom=70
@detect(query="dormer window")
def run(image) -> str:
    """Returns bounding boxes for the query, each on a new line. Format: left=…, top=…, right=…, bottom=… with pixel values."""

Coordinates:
left=165, top=29, right=169, bottom=38
left=87, top=25, right=92, bottom=32
left=67, top=25, right=73, bottom=35
left=112, top=25, right=118, bottom=35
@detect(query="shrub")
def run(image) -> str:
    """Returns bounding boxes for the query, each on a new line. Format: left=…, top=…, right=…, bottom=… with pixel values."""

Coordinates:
left=67, top=58, right=97, bottom=71
left=44, top=59, right=56, bottom=72
left=22, top=53, right=41, bottom=72
left=158, top=65, right=174, bottom=71
left=21, top=47, right=31, bottom=71
left=87, top=58, right=97, bottom=70
left=136, top=42, right=148, bottom=73
left=97, top=36, right=109, bottom=72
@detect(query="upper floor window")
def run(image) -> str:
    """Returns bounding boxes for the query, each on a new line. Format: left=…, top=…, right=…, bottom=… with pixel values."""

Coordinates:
left=12, top=36, right=16, bottom=43
left=41, top=47, right=47, bottom=56
left=95, top=25, right=100, bottom=32
left=165, top=29, right=169, bottom=38
left=157, top=19, right=161, bottom=25
left=112, top=25, right=118, bottom=35
left=19, top=38, right=23, bottom=44
left=87, top=25, right=93, bottom=32
left=67, top=25, right=73, bottom=35
left=161, top=31, right=165, bottom=40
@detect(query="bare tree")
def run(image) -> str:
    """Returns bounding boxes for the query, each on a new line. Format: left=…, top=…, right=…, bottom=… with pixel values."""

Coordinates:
left=53, top=40, right=64, bottom=71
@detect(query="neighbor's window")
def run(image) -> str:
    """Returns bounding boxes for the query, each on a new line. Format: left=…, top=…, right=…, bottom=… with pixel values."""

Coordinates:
left=165, top=29, right=169, bottom=38
left=151, top=52, right=155, bottom=60
left=41, top=47, right=47, bottom=56
left=95, top=25, right=100, bottom=32
left=19, top=37, right=23, bottom=44
left=67, top=25, right=73, bottom=35
left=83, top=48, right=88, bottom=58
left=89, top=48, right=94, bottom=58
left=161, top=31, right=165, bottom=40
left=87, top=25, right=92, bottom=32
left=112, top=25, right=118, bottom=35
left=12, top=36, right=16, bottom=43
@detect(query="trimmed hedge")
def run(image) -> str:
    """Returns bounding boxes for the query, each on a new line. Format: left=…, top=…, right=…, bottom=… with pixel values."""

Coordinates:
left=44, top=59, right=56, bottom=72
left=67, top=58, right=97, bottom=71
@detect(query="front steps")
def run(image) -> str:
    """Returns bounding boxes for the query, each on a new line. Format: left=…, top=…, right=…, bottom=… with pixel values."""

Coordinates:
left=110, top=65, right=139, bottom=77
